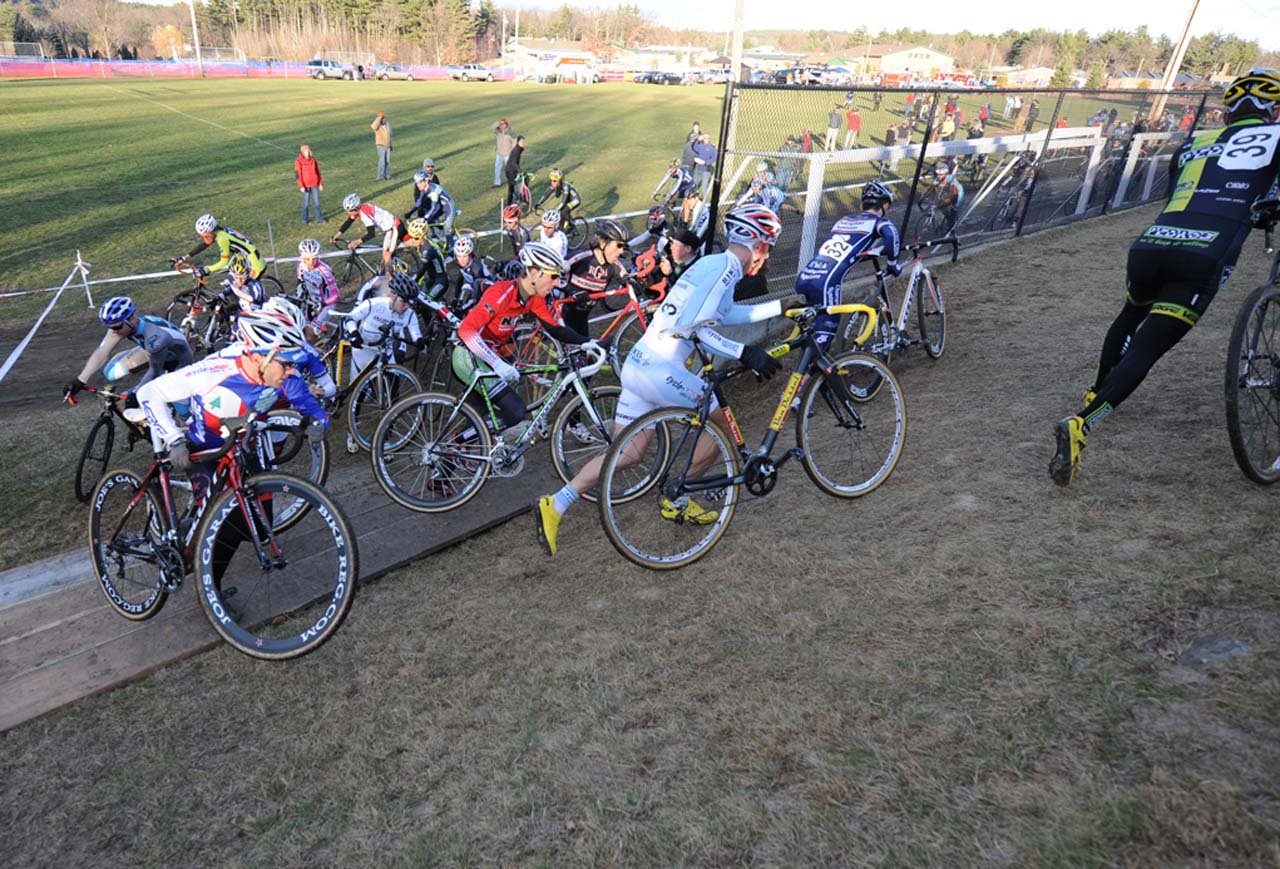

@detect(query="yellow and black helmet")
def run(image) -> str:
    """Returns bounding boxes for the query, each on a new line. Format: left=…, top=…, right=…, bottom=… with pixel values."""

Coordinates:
left=1224, top=68, right=1280, bottom=114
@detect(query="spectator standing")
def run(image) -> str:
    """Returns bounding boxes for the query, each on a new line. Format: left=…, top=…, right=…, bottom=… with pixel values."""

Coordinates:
left=939, top=113, right=956, bottom=142
left=680, top=122, right=701, bottom=171
left=371, top=112, right=392, bottom=180
left=692, top=133, right=717, bottom=199
left=979, top=101, right=990, bottom=125
left=294, top=143, right=324, bottom=224
left=504, top=135, right=525, bottom=206
left=904, top=91, right=916, bottom=120
left=824, top=105, right=842, bottom=150
left=872, top=90, right=883, bottom=112
left=1024, top=99, right=1040, bottom=133
left=1003, top=94, right=1015, bottom=120
left=801, top=128, right=814, bottom=153
left=491, top=118, right=517, bottom=188
left=882, top=124, right=898, bottom=174
left=844, top=106, right=862, bottom=149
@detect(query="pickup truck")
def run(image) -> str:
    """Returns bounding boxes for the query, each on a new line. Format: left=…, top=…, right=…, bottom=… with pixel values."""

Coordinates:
left=448, top=63, right=495, bottom=82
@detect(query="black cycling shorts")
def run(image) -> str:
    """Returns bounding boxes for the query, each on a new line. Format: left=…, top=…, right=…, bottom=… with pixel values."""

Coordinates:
left=1125, top=246, right=1232, bottom=327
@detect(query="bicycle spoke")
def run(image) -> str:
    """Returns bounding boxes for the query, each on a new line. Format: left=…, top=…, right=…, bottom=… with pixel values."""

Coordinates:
left=373, top=395, right=490, bottom=511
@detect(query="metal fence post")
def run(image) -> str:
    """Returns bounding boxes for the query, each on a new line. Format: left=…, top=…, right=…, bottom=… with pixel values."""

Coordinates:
left=901, top=90, right=941, bottom=238
left=1015, top=90, right=1066, bottom=237
left=703, top=80, right=737, bottom=256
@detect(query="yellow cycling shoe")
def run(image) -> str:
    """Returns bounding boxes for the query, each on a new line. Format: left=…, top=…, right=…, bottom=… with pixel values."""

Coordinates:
left=659, top=497, right=718, bottom=525
left=1082, top=388, right=1097, bottom=408
left=534, top=495, right=560, bottom=557
left=1049, top=415, right=1087, bottom=487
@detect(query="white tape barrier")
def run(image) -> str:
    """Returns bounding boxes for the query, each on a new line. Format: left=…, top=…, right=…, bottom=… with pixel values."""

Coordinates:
left=0, top=262, right=84, bottom=384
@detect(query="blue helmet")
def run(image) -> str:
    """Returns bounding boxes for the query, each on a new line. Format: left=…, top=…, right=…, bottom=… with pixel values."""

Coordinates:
left=99, top=296, right=136, bottom=327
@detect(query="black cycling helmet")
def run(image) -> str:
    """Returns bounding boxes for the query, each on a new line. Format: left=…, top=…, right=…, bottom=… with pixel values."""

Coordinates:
left=389, top=273, right=418, bottom=300
left=647, top=205, right=669, bottom=230
left=593, top=217, right=628, bottom=245
left=860, top=180, right=894, bottom=207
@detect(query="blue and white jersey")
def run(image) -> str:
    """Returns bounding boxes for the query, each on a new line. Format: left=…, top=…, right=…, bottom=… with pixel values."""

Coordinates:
left=795, top=212, right=901, bottom=306
left=127, top=315, right=194, bottom=381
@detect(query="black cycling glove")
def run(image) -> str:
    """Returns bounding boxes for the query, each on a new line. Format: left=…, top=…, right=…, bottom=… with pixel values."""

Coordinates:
left=740, top=344, right=780, bottom=380
left=63, top=378, right=85, bottom=400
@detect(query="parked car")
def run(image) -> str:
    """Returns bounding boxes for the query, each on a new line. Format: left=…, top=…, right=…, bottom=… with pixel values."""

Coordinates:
left=448, top=63, right=495, bottom=82
left=373, top=63, right=414, bottom=81
left=702, top=68, right=733, bottom=84
left=308, top=58, right=354, bottom=80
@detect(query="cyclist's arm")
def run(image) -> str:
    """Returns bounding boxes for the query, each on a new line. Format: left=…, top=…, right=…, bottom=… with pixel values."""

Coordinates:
left=877, top=219, right=902, bottom=267
left=528, top=296, right=589, bottom=345
left=184, top=238, right=213, bottom=260
left=75, top=331, right=124, bottom=384
left=565, top=186, right=581, bottom=211
left=457, top=304, right=505, bottom=369
left=204, top=233, right=234, bottom=274
left=301, top=351, right=337, bottom=398
left=279, top=373, right=331, bottom=429
left=336, top=215, right=357, bottom=236
left=534, top=188, right=551, bottom=209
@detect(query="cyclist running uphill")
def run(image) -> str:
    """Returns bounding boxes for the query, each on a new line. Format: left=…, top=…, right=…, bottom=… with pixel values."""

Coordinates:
left=795, top=180, right=901, bottom=357
left=534, top=204, right=804, bottom=557
left=502, top=204, right=531, bottom=258
left=454, top=242, right=597, bottom=434
left=537, top=209, right=568, bottom=258
left=564, top=218, right=630, bottom=338
left=332, top=193, right=408, bottom=275
left=1049, top=68, right=1280, bottom=486
left=536, top=168, right=581, bottom=225
left=295, top=238, right=340, bottom=337
left=64, top=296, right=194, bottom=401
left=174, top=213, right=266, bottom=280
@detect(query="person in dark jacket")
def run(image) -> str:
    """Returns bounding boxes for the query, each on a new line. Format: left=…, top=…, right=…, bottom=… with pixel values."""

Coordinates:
left=294, top=144, right=324, bottom=224
left=504, top=135, right=526, bottom=206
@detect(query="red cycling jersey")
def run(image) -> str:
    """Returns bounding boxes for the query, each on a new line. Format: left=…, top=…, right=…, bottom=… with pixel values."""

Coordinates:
left=457, top=279, right=562, bottom=369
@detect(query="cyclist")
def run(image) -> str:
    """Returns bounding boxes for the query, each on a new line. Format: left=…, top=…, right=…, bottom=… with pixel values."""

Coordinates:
left=534, top=204, right=800, bottom=557
left=536, top=168, right=581, bottom=225
left=215, top=253, right=269, bottom=313
left=331, top=193, right=407, bottom=275
left=454, top=241, right=596, bottom=433
left=404, top=172, right=456, bottom=240
left=295, top=238, right=340, bottom=337
left=444, top=235, right=493, bottom=311
left=502, top=203, right=531, bottom=257
left=564, top=218, right=630, bottom=337
left=629, top=205, right=674, bottom=255
left=342, top=274, right=425, bottom=447
left=355, top=256, right=414, bottom=303
left=536, top=208, right=568, bottom=258
left=925, top=162, right=965, bottom=232
left=175, top=214, right=267, bottom=280
left=64, top=296, right=194, bottom=401
left=402, top=218, right=449, bottom=292
left=794, top=180, right=901, bottom=355
left=256, top=296, right=337, bottom=400
left=1050, top=68, right=1280, bottom=486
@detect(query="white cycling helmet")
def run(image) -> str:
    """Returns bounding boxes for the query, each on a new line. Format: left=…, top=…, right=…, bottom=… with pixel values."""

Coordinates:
left=723, top=204, right=783, bottom=248
left=453, top=235, right=475, bottom=257
left=541, top=208, right=561, bottom=228
left=518, top=240, right=567, bottom=276
left=195, top=213, right=217, bottom=235
left=262, top=296, right=305, bottom=329
left=237, top=310, right=309, bottom=363
left=413, top=170, right=429, bottom=185
left=342, top=193, right=361, bottom=211
left=298, top=238, right=321, bottom=257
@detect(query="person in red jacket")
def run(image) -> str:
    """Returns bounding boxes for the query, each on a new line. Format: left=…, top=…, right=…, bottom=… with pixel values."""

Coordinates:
left=295, top=143, right=324, bottom=224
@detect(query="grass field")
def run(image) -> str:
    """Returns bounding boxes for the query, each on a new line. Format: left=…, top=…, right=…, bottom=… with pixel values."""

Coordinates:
left=4, top=205, right=1280, bottom=864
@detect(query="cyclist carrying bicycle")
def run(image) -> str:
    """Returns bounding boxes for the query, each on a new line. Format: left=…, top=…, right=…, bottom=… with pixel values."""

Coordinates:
left=332, top=193, right=408, bottom=275
left=175, top=214, right=266, bottom=280
left=454, top=241, right=597, bottom=432
left=1050, top=68, right=1280, bottom=486
left=295, top=238, right=340, bottom=336
left=537, top=209, right=568, bottom=258
left=534, top=205, right=803, bottom=557
left=564, top=218, right=630, bottom=338
left=64, top=295, right=194, bottom=401
left=502, top=204, right=531, bottom=257
left=795, top=180, right=902, bottom=354
left=445, top=235, right=492, bottom=312
left=536, top=168, right=581, bottom=225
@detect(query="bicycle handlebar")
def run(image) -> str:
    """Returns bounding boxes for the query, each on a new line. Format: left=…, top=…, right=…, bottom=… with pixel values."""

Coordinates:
left=65, top=382, right=129, bottom=406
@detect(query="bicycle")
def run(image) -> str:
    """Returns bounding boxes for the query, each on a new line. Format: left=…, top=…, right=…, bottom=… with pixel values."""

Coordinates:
left=67, top=382, right=152, bottom=502
left=534, top=207, right=589, bottom=248
left=370, top=342, right=640, bottom=512
left=331, top=241, right=388, bottom=290
left=166, top=261, right=285, bottom=355
left=912, top=190, right=957, bottom=240
left=317, top=317, right=423, bottom=453
left=1225, top=216, right=1280, bottom=483
left=834, top=238, right=955, bottom=396
left=87, top=412, right=356, bottom=659
left=512, top=171, right=536, bottom=212
left=596, top=302, right=906, bottom=570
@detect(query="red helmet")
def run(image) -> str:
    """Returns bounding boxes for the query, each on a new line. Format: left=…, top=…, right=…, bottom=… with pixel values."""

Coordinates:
left=502, top=204, right=522, bottom=221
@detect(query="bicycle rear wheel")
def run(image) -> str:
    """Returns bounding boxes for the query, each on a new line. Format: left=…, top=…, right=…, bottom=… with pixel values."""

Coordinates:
left=1225, top=283, right=1280, bottom=484
left=565, top=216, right=589, bottom=248
left=260, top=410, right=331, bottom=532
left=88, top=469, right=169, bottom=620
left=598, top=408, right=740, bottom=570
left=166, top=290, right=216, bottom=354
left=914, top=269, right=946, bottom=359
left=346, top=363, right=422, bottom=452
left=835, top=304, right=894, bottom=400
left=371, top=392, right=493, bottom=512
left=798, top=353, right=906, bottom=498
left=75, top=416, right=116, bottom=502
left=193, top=473, right=358, bottom=660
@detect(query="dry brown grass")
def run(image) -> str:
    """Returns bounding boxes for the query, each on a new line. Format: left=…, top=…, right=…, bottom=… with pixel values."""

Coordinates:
left=3, top=205, right=1279, bottom=865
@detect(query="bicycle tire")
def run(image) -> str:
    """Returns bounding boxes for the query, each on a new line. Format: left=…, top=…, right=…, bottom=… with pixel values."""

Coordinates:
left=166, top=290, right=216, bottom=354
left=1225, top=282, right=1280, bottom=484
left=88, top=468, right=169, bottom=620
left=913, top=208, right=946, bottom=242
left=75, top=415, right=116, bottom=502
left=261, top=410, right=330, bottom=532
left=345, top=363, right=422, bottom=452
left=914, top=269, right=947, bottom=359
left=798, top=352, right=906, bottom=498
left=424, top=332, right=456, bottom=395
left=510, top=325, right=562, bottom=411
left=598, top=408, right=741, bottom=570
left=192, top=472, right=357, bottom=660
left=371, top=392, right=493, bottom=513
left=258, top=275, right=285, bottom=297
left=565, top=216, right=589, bottom=248
left=835, top=304, right=894, bottom=400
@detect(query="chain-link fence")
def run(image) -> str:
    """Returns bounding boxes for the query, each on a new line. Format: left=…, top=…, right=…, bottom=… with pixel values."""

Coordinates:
left=706, top=83, right=1216, bottom=293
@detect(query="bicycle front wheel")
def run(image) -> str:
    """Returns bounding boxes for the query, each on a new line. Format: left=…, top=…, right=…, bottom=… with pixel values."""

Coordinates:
left=798, top=352, right=906, bottom=498
left=835, top=305, right=894, bottom=401
left=346, top=363, right=422, bottom=452
left=75, top=416, right=116, bottom=502
left=193, top=473, right=357, bottom=660
left=1225, top=283, right=1280, bottom=484
left=371, top=392, right=493, bottom=512
left=565, top=216, right=589, bottom=248
left=510, top=325, right=562, bottom=411
left=914, top=269, right=947, bottom=359
left=88, top=469, right=168, bottom=620
left=599, top=408, right=740, bottom=570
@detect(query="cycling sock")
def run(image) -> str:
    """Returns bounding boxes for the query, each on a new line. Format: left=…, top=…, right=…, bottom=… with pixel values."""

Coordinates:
left=552, top=484, right=579, bottom=516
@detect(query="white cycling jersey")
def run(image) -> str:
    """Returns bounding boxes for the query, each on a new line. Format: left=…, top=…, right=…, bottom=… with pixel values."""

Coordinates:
left=537, top=227, right=568, bottom=258
left=344, top=296, right=422, bottom=379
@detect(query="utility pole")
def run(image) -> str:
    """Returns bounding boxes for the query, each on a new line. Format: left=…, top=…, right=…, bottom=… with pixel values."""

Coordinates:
left=1151, top=0, right=1201, bottom=121
left=187, top=0, right=204, bottom=78
left=729, top=0, right=744, bottom=82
